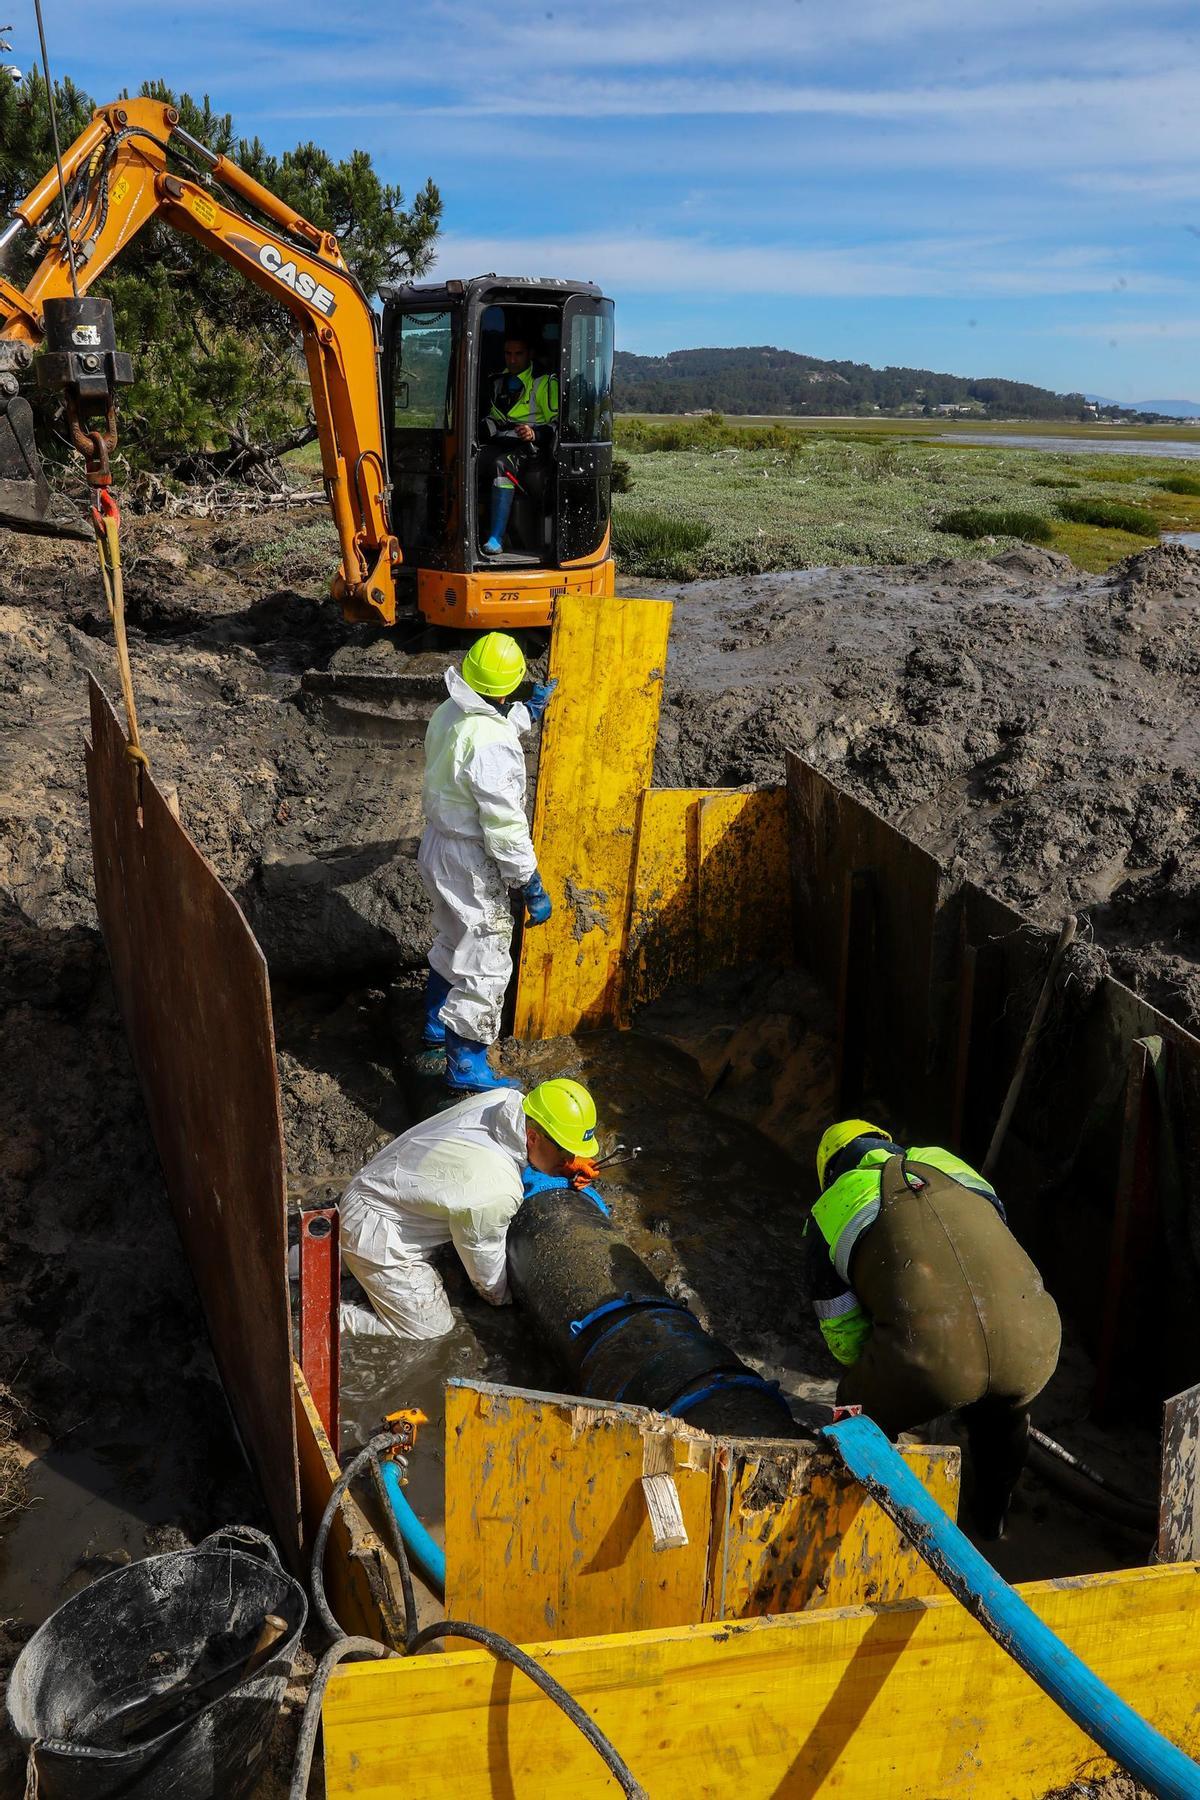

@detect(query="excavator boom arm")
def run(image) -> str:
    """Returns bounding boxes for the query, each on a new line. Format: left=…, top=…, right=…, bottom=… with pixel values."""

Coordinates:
left=0, top=97, right=399, bottom=623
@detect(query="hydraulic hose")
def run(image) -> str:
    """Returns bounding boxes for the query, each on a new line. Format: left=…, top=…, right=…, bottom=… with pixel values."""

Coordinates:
left=826, top=1412, right=1200, bottom=1800
left=288, top=1636, right=394, bottom=1800
left=377, top=1456, right=447, bottom=1598
left=308, top=1430, right=397, bottom=1642
left=1028, top=1428, right=1157, bottom=1537
left=408, top=1621, right=647, bottom=1798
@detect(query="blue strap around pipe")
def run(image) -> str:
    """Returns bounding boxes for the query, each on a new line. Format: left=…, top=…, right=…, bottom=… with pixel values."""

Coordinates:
left=666, top=1371, right=791, bottom=1421
left=379, top=1456, right=446, bottom=1600
left=569, top=1293, right=688, bottom=1338
left=823, top=1412, right=1200, bottom=1799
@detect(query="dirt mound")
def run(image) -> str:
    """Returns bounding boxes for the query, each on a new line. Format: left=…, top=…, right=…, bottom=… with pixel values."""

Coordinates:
left=648, top=542, right=1200, bottom=1031
left=989, top=543, right=1076, bottom=581
left=1107, top=540, right=1200, bottom=603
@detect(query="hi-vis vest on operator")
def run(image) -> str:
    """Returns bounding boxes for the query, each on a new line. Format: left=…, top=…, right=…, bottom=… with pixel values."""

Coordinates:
left=490, top=366, right=559, bottom=428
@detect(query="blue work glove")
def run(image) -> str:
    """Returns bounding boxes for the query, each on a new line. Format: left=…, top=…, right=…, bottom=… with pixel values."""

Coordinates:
left=526, top=678, right=558, bottom=725
left=519, top=871, right=552, bottom=926
left=521, top=1166, right=567, bottom=1199
left=520, top=1167, right=610, bottom=1217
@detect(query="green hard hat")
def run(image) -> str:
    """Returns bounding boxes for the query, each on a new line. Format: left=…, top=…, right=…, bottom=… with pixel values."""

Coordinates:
left=523, top=1079, right=598, bottom=1158
left=462, top=632, right=527, bottom=698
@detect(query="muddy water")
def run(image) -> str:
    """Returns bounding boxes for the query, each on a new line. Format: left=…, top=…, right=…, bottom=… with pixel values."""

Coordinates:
left=940, top=432, right=1200, bottom=458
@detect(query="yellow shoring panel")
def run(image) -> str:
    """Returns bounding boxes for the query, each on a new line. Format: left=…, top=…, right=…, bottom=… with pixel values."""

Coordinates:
left=709, top=1437, right=959, bottom=1617
left=696, top=788, right=790, bottom=975
left=323, top=1563, right=1200, bottom=1798
left=628, top=787, right=792, bottom=1012
left=442, top=1381, right=959, bottom=1643
left=513, top=593, right=672, bottom=1039
left=627, top=787, right=710, bottom=1005
left=443, top=1382, right=715, bottom=1641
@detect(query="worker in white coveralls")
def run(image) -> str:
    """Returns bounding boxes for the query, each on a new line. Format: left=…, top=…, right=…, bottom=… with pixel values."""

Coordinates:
left=339, top=1079, right=603, bottom=1339
left=419, top=631, right=556, bottom=1094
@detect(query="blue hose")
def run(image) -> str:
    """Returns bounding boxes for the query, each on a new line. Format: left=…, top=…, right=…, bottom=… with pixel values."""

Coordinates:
left=379, top=1458, right=446, bottom=1599
left=824, top=1413, right=1200, bottom=1800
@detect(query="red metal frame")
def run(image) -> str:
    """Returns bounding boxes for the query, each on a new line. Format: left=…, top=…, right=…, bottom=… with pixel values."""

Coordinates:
left=299, top=1206, right=340, bottom=1451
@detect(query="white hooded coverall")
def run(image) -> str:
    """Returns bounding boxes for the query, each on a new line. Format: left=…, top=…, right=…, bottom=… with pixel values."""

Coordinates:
left=418, top=667, right=537, bottom=1046
left=339, top=1089, right=528, bottom=1339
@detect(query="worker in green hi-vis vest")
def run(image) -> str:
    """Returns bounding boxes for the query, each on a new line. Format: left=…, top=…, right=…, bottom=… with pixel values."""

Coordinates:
left=807, top=1120, right=1062, bottom=1539
left=479, top=335, right=559, bottom=555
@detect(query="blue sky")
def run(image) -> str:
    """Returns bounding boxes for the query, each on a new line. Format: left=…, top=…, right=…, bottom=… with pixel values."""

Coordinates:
left=14, top=0, right=1200, bottom=399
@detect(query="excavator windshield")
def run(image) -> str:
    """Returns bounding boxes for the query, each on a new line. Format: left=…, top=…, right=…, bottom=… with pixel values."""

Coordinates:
left=389, top=307, right=458, bottom=560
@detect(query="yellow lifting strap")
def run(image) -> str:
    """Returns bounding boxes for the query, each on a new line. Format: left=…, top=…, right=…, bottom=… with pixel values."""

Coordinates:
left=91, top=489, right=149, bottom=770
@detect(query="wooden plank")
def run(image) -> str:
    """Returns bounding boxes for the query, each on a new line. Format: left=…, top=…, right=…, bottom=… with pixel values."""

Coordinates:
left=695, top=787, right=790, bottom=974
left=1160, top=1384, right=1200, bottom=1562
left=323, top=1563, right=1200, bottom=1799
left=443, top=1382, right=716, bottom=1642
left=710, top=1439, right=960, bottom=1618
left=443, top=1381, right=960, bottom=1642
left=627, top=787, right=708, bottom=1006
left=513, top=594, right=672, bottom=1038
left=85, top=677, right=301, bottom=1558
left=293, top=1364, right=405, bottom=1647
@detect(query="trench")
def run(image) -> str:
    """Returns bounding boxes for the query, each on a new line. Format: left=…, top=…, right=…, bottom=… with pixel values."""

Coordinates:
left=324, top=963, right=1159, bottom=1595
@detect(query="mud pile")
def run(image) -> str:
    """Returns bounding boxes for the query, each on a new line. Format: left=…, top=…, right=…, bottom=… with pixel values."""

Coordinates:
left=648, top=541, right=1200, bottom=1030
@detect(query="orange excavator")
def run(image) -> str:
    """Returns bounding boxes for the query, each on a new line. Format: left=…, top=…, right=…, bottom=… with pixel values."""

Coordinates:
left=0, top=95, right=616, bottom=628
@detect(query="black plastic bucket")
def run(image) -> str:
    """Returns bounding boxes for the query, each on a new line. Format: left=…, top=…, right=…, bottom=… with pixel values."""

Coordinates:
left=6, top=1526, right=307, bottom=1800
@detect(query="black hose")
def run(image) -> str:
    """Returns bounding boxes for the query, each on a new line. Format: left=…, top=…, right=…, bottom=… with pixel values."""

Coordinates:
left=369, top=1451, right=419, bottom=1652
left=287, top=1637, right=396, bottom=1800
left=309, top=1430, right=398, bottom=1642
left=1028, top=1429, right=1158, bottom=1535
left=408, top=1620, right=647, bottom=1799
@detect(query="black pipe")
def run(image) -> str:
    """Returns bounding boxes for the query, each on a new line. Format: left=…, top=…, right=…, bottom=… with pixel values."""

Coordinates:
left=506, top=1188, right=804, bottom=1440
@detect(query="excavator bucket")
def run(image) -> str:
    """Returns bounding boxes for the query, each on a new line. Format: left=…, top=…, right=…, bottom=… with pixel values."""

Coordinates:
left=0, top=389, right=90, bottom=539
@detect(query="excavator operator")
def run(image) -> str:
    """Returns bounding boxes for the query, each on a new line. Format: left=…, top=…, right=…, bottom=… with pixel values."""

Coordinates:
left=479, top=336, right=559, bottom=555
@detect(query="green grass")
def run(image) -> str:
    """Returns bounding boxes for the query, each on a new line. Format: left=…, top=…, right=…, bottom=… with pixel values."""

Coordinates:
left=608, top=425, right=1195, bottom=578
left=610, top=508, right=712, bottom=578
left=1157, top=474, right=1200, bottom=496
left=1056, top=496, right=1159, bottom=535
left=936, top=508, right=1054, bottom=544
left=620, top=411, right=1200, bottom=443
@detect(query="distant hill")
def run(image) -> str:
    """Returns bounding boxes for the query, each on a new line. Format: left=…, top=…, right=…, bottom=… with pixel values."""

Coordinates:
left=1088, top=394, right=1200, bottom=418
left=614, top=347, right=1171, bottom=422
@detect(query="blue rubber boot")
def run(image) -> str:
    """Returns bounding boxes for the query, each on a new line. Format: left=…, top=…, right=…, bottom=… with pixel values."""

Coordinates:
left=444, top=1028, right=517, bottom=1093
left=482, top=480, right=515, bottom=555
left=422, top=967, right=452, bottom=1047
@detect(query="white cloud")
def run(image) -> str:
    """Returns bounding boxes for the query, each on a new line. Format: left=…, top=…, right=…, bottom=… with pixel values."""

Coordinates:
left=433, top=229, right=1182, bottom=300
left=1061, top=318, right=1200, bottom=339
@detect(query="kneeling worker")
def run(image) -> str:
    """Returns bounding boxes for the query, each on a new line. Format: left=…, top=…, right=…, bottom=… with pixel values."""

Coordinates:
left=809, top=1121, right=1061, bottom=1537
left=419, top=631, right=555, bottom=1093
left=341, top=1078, right=600, bottom=1340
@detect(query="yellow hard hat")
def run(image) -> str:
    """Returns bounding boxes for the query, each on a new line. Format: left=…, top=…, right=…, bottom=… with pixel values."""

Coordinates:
left=816, top=1119, right=890, bottom=1191
left=462, top=632, right=527, bottom=698
left=523, top=1079, right=598, bottom=1158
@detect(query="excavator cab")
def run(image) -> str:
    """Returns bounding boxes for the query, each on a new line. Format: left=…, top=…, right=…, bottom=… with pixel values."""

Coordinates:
left=382, top=276, right=615, bottom=628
